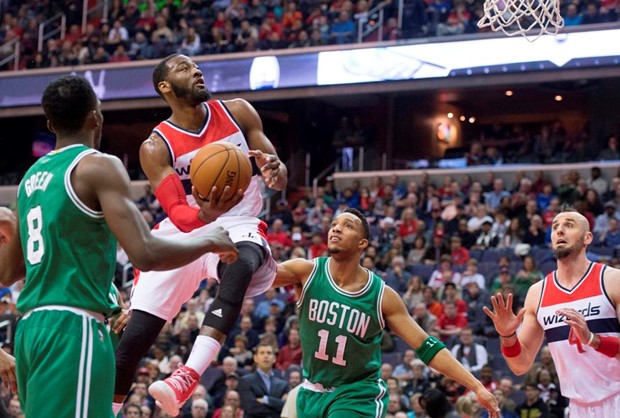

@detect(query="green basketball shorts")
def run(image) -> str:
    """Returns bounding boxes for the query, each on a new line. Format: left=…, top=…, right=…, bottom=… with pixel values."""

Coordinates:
left=297, top=377, right=388, bottom=418
left=15, top=307, right=115, bottom=418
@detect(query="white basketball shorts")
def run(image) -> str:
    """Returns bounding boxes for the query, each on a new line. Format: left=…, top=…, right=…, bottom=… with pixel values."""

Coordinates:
left=569, top=392, right=620, bottom=418
left=129, top=216, right=276, bottom=322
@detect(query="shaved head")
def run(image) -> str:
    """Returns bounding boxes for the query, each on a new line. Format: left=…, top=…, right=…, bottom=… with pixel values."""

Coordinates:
left=551, top=209, right=592, bottom=259
left=552, top=210, right=590, bottom=232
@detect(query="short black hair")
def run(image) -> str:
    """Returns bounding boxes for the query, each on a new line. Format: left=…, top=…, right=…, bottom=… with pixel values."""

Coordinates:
left=560, top=203, right=578, bottom=213
left=41, top=75, right=97, bottom=135
left=420, top=388, right=452, bottom=418
left=152, top=54, right=180, bottom=98
left=344, top=207, right=369, bottom=240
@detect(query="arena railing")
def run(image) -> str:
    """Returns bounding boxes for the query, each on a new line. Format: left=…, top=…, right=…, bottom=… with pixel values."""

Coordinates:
left=0, top=38, right=20, bottom=71
left=37, top=12, right=66, bottom=53
left=82, top=0, right=110, bottom=34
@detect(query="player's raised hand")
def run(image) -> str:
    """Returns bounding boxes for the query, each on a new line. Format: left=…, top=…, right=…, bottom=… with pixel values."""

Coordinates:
left=203, top=226, right=238, bottom=264
left=248, top=149, right=281, bottom=188
left=483, top=293, right=526, bottom=338
left=474, top=387, right=501, bottom=418
left=0, top=349, right=16, bottom=394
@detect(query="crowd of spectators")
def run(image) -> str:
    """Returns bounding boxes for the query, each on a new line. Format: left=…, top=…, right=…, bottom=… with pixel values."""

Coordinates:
left=463, top=122, right=620, bottom=166
left=1, top=0, right=619, bottom=71
left=5, top=151, right=620, bottom=416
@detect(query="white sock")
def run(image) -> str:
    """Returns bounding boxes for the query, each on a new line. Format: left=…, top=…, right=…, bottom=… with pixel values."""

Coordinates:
left=112, top=402, right=123, bottom=416
left=184, top=335, right=221, bottom=376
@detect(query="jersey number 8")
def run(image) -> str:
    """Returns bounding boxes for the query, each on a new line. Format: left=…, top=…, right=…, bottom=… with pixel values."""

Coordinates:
left=26, top=206, right=45, bottom=265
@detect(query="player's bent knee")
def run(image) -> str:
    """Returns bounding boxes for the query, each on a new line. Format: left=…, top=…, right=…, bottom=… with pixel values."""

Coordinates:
left=202, top=297, right=242, bottom=335
left=204, top=243, right=265, bottom=337
left=217, top=242, right=265, bottom=305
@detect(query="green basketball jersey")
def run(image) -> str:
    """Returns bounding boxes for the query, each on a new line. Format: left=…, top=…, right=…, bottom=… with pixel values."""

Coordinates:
left=298, top=257, right=385, bottom=388
left=16, top=144, right=116, bottom=316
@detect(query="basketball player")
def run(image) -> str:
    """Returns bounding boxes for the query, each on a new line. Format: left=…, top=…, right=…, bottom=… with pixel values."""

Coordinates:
left=484, top=208, right=620, bottom=417
left=0, top=75, right=238, bottom=418
left=273, top=208, right=500, bottom=418
left=113, top=54, right=288, bottom=416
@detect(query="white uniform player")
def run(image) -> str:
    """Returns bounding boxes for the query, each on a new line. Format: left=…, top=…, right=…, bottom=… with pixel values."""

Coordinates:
left=537, top=262, right=620, bottom=415
left=130, top=100, right=276, bottom=321
left=484, top=210, right=620, bottom=418
left=114, top=54, right=288, bottom=418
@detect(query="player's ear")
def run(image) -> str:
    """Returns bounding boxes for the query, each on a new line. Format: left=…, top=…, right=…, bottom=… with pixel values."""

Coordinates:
left=158, top=80, right=171, bottom=94
left=584, top=230, right=593, bottom=245
left=46, top=119, right=55, bottom=134
left=358, top=238, right=369, bottom=252
left=86, top=110, right=99, bottom=129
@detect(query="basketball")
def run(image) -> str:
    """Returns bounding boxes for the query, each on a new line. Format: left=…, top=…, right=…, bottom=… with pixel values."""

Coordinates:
left=190, top=142, right=253, bottom=200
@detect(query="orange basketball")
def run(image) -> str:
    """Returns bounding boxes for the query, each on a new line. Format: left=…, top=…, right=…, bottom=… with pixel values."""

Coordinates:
left=190, top=142, right=253, bottom=200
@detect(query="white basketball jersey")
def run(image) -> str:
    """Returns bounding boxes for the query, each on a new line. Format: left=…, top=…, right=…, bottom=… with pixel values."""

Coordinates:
left=537, top=262, right=620, bottom=403
left=152, top=100, right=263, bottom=218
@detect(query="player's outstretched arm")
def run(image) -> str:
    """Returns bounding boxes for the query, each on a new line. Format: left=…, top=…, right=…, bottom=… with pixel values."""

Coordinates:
left=226, top=99, right=288, bottom=191
left=80, top=153, right=238, bottom=271
left=483, top=285, right=545, bottom=374
left=272, top=258, right=314, bottom=288
left=382, top=287, right=500, bottom=418
left=0, top=207, right=25, bottom=286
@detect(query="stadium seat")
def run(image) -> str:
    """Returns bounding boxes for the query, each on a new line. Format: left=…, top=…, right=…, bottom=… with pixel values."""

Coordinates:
left=411, top=264, right=436, bottom=283
left=589, top=247, right=616, bottom=258
left=469, top=249, right=484, bottom=261
left=481, top=249, right=502, bottom=263
left=393, top=336, right=409, bottom=354
left=381, top=352, right=402, bottom=367
left=539, top=260, right=557, bottom=275
left=532, top=248, right=553, bottom=264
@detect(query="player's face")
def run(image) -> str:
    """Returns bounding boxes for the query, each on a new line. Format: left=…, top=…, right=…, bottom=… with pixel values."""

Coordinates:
left=327, top=213, right=367, bottom=255
left=551, top=212, right=592, bottom=259
left=167, top=55, right=211, bottom=104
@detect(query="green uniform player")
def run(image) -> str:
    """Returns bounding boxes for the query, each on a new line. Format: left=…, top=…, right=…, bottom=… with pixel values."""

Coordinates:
left=0, top=76, right=238, bottom=418
left=297, top=257, right=388, bottom=417
left=15, top=144, right=118, bottom=418
left=273, top=209, right=501, bottom=418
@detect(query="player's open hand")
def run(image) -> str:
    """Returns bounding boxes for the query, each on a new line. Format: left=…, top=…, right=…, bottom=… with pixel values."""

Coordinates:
left=110, top=309, right=130, bottom=334
left=0, top=349, right=16, bottom=394
left=557, top=308, right=592, bottom=345
left=205, top=226, right=238, bottom=264
left=474, top=387, right=501, bottom=418
left=483, top=293, right=525, bottom=338
left=193, top=186, right=244, bottom=223
left=248, top=149, right=281, bottom=188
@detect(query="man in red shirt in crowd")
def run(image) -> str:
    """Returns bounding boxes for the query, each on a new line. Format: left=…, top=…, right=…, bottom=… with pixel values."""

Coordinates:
left=275, top=328, right=302, bottom=371
left=450, top=235, right=470, bottom=266
left=435, top=300, right=468, bottom=342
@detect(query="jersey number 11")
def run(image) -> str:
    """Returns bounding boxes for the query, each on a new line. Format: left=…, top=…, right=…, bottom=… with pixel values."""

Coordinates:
left=314, top=329, right=348, bottom=366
